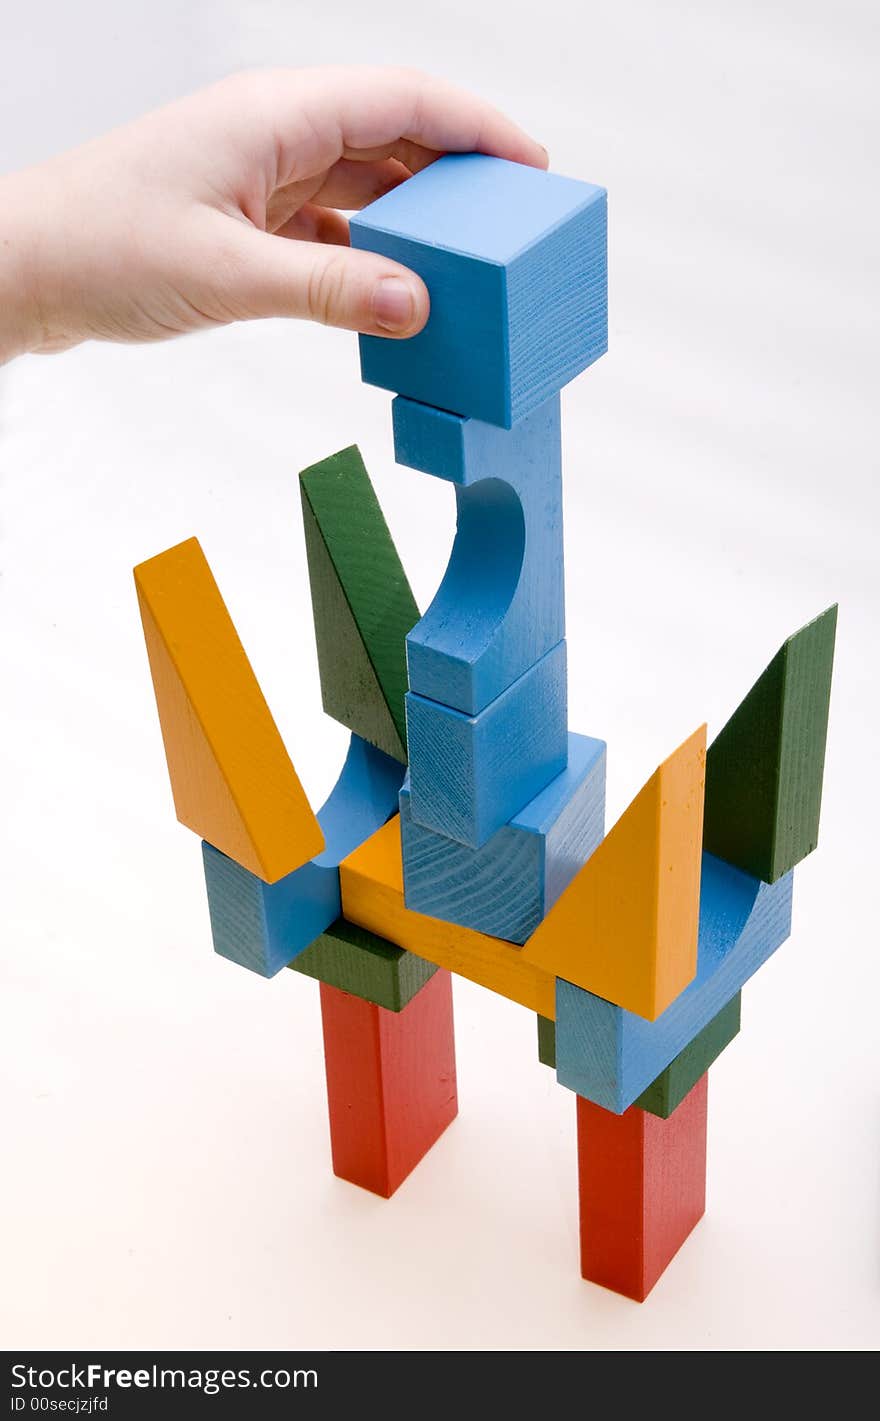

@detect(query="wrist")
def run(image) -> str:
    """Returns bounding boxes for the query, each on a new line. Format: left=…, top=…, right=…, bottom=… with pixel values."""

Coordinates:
left=0, top=170, right=52, bottom=363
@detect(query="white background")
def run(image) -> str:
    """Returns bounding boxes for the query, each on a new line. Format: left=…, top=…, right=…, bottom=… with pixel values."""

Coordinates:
left=1, top=0, right=878, bottom=1352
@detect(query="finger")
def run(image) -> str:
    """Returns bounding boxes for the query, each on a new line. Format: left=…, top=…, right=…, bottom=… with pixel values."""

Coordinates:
left=248, top=66, right=548, bottom=184
left=267, top=156, right=410, bottom=231
left=273, top=203, right=350, bottom=244
left=211, top=216, right=429, bottom=336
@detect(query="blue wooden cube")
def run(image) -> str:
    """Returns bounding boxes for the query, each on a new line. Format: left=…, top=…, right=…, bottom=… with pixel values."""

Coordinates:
left=400, top=732, right=606, bottom=943
left=351, top=154, right=607, bottom=428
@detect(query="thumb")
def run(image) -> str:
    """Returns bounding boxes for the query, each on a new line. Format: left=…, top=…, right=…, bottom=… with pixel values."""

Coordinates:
left=215, top=220, right=430, bottom=337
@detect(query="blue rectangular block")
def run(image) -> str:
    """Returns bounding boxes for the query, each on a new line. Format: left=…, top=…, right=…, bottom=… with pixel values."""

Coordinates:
left=352, top=154, right=607, bottom=427
left=203, top=736, right=403, bottom=977
left=405, top=641, right=568, bottom=849
left=555, top=853, right=794, bottom=1112
left=393, top=395, right=564, bottom=715
left=400, top=731, right=605, bottom=942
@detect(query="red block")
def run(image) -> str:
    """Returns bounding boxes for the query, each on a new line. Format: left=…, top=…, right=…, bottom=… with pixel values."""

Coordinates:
left=577, top=1073, right=708, bottom=1301
left=319, top=969, right=458, bottom=1197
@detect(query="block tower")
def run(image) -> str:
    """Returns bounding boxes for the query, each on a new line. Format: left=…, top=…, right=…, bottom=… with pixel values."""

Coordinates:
left=133, top=154, right=836, bottom=1300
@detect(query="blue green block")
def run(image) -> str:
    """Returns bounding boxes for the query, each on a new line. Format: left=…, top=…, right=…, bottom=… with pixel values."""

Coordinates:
left=400, top=732, right=605, bottom=942
left=392, top=394, right=564, bottom=715
left=351, top=154, right=607, bottom=428
left=555, top=853, right=794, bottom=1112
left=203, top=735, right=404, bottom=977
left=405, top=640, right=568, bottom=849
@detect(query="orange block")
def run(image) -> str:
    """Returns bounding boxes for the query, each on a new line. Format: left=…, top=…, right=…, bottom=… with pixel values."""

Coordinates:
left=520, top=726, right=706, bottom=1020
left=340, top=817, right=556, bottom=1018
left=134, top=538, right=324, bottom=882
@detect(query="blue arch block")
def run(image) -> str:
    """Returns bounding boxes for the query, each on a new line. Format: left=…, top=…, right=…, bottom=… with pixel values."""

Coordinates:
left=555, top=853, right=794, bottom=1112
left=393, top=395, right=564, bottom=716
left=203, top=735, right=404, bottom=977
left=352, top=154, right=607, bottom=428
left=405, top=640, right=568, bottom=849
left=400, top=732, right=605, bottom=942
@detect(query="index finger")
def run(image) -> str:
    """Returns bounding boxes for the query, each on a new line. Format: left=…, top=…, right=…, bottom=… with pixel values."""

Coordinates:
left=256, top=65, right=548, bottom=185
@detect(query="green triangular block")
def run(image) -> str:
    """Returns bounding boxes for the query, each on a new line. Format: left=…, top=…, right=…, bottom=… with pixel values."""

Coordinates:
left=704, top=605, right=837, bottom=882
left=299, top=446, right=421, bottom=764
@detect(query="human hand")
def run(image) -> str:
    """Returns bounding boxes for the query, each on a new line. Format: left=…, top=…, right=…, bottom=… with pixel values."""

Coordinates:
left=0, top=66, right=547, bottom=363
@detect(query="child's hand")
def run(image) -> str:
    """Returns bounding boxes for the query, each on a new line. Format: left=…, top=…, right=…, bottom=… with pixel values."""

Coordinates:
left=0, top=67, right=546, bottom=363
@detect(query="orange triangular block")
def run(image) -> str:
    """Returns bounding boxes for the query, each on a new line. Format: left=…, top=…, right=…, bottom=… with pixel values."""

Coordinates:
left=134, top=538, right=324, bottom=883
left=521, top=726, right=706, bottom=1021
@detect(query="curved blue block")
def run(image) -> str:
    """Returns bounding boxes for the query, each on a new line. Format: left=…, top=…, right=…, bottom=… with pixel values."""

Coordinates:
left=202, top=735, right=404, bottom=978
left=555, top=853, right=794, bottom=1112
left=393, top=394, right=563, bottom=716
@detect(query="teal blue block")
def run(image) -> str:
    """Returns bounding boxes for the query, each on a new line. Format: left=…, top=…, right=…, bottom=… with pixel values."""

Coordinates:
left=405, top=640, right=568, bottom=849
left=351, top=154, right=607, bottom=428
left=555, top=853, right=794, bottom=1112
left=203, top=735, right=404, bottom=977
left=400, top=732, right=605, bottom=942
left=392, top=395, right=563, bottom=715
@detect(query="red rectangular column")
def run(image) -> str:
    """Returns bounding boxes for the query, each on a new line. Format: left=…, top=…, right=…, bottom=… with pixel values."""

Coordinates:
left=319, top=969, right=458, bottom=1198
left=577, top=1073, right=708, bottom=1301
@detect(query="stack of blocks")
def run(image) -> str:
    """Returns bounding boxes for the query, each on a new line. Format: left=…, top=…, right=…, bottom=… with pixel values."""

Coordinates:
left=133, top=153, right=837, bottom=1302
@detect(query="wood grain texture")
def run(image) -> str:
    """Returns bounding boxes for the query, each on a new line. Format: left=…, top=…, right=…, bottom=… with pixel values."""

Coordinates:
left=704, top=605, right=837, bottom=882
left=202, top=735, right=403, bottom=977
left=399, top=732, right=605, bottom=943
left=393, top=395, right=564, bottom=714
left=320, top=970, right=457, bottom=1197
left=290, top=917, right=438, bottom=1011
left=134, top=537, right=323, bottom=883
left=352, top=154, right=607, bottom=427
left=299, top=445, right=420, bottom=763
left=521, top=726, right=706, bottom=1021
left=406, top=640, right=568, bottom=849
left=555, top=851, right=793, bottom=1112
left=577, top=1074, right=708, bottom=1302
left=635, top=992, right=741, bottom=1118
left=340, top=816, right=557, bottom=1017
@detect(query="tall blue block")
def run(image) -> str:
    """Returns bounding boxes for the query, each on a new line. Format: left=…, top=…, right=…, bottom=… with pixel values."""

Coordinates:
left=203, top=735, right=404, bottom=977
left=405, top=640, right=568, bottom=849
left=351, top=154, right=607, bottom=428
left=392, top=394, right=564, bottom=715
left=555, top=853, right=794, bottom=1112
left=400, top=732, right=605, bottom=943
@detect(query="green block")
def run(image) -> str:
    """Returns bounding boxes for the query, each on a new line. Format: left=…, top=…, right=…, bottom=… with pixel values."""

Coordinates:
left=300, top=446, right=421, bottom=764
left=704, top=605, right=837, bottom=882
left=288, top=917, right=438, bottom=1011
left=635, top=992, right=742, bottom=1118
left=536, top=1014, right=556, bottom=1068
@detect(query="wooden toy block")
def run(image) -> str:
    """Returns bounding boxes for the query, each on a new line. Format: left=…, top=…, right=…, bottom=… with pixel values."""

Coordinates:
left=704, top=605, right=837, bottom=882
left=393, top=395, right=564, bottom=714
left=577, top=1074, right=708, bottom=1301
left=537, top=1015, right=556, bottom=1068
left=340, top=816, right=557, bottom=1017
left=636, top=992, right=741, bottom=1118
left=134, top=537, right=324, bottom=882
left=290, top=917, right=438, bottom=1011
left=399, top=732, right=605, bottom=943
left=351, top=154, right=607, bottom=427
left=521, top=726, right=706, bottom=1021
left=202, top=734, right=403, bottom=977
left=406, top=641, right=568, bottom=849
left=555, top=852, right=793, bottom=1112
left=299, top=445, right=421, bottom=763
left=320, top=969, right=457, bottom=1197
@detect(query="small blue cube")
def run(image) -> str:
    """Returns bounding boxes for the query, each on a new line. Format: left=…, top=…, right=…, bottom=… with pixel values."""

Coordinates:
left=351, top=154, right=607, bottom=428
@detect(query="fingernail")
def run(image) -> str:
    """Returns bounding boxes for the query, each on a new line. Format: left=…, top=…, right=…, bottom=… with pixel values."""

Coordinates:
left=539, top=144, right=550, bottom=166
left=373, top=276, right=415, bottom=332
